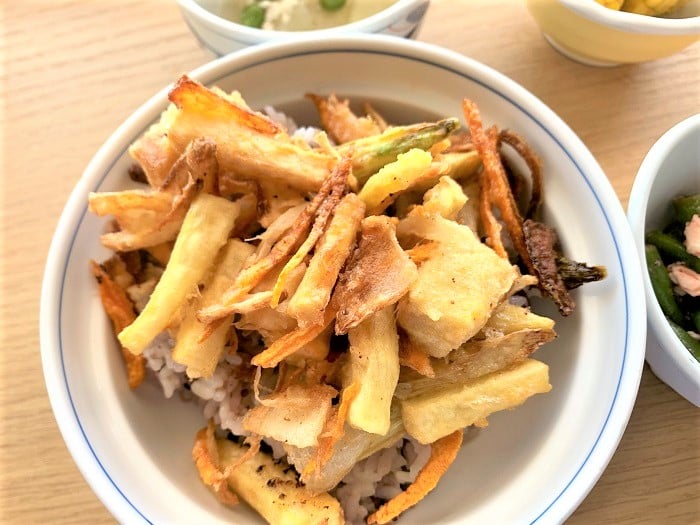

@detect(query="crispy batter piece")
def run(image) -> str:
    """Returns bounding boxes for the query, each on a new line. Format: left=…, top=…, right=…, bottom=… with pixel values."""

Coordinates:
left=307, top=93, right=382, bottom=143
left=90, top=261, right=145, bottom=389
left=192, top=423, right=239, bottom=506
left=332, top=216, right=418, bottom=334
left=367, top=430, right=464, bottom=525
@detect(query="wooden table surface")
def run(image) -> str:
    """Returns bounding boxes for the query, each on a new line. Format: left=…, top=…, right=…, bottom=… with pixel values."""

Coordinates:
left=1, top=1, right=698, bottom=523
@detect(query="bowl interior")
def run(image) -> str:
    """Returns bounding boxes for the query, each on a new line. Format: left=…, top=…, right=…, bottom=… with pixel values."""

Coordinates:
left=42, top=38, right=644, bottom=525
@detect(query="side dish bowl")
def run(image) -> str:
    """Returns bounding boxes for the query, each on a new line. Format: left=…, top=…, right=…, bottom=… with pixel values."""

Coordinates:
left=526, top=0, right=700, bottom=66
left=177, top=0, right=430, bottom=55
left=627, top=114, right=700, bottom=407
left=40, top=35, right=645, bottom=524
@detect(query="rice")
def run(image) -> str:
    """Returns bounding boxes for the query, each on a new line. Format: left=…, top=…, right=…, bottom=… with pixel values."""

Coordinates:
left=142, top=332, right=429, bottom=523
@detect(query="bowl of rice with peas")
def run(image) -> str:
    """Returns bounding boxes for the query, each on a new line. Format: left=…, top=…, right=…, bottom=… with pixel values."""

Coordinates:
left=40, top=35, right=646, bottom=524
left=177, top=0, right=430, bottom=55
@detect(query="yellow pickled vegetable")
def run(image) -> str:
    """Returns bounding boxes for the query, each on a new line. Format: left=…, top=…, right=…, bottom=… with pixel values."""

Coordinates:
left=595, top=0, right=625, bottom=9
left=621, top=0, right=689, bottom=15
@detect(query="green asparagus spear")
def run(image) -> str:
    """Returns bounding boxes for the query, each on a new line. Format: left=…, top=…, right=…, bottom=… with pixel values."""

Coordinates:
left=556, top=255, right=608, bottom=290
left=672, top=193, right=700, bottom=224
left=645, top=244, right=684, bottom=325
left=668, top=319, right=700, bottom=362
left=339, top=118, right=460, bottom=184
left=645, top=230, right=700, bottom=273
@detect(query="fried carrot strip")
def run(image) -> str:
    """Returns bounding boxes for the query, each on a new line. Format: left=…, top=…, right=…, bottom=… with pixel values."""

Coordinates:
left=250, top=306, right=338, bottom=368
left=90, top=260, right=145, bottom=389
left=478, top=168, right=508, bottom=259
left=463, top=99, right=533, bottom=272
left=398, top=332, right=435, bottom=378
left=198, top=157, right=349, bottom=324
left=269, top=156, right=351, bottom=307
left=367, top=430, right=464, bottom=525
left=192, top=422, right=239, bottom=506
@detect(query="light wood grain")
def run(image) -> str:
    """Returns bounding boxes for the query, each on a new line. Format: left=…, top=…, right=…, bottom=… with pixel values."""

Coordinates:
left=1, top=1, right=698, bottom=524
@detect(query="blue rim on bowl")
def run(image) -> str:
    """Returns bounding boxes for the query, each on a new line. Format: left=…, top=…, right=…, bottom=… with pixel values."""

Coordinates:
left=40, top=35, right=646, bottom=524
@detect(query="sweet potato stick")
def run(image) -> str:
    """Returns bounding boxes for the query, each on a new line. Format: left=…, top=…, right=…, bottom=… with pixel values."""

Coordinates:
left=90, top=261, right=145, bottom=389
left=172, top=239, right=255, bottom=378
left=198, top=157, right=349, bottom=324
left=118, top=194, right=239, bottom=354
left=367, top=430, right=463, bottom=525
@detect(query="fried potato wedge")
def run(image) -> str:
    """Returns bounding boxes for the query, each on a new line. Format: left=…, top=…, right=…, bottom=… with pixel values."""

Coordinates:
left=401, top=359, right=551, bottom=444
left=172, top=239, right=255, bottom=378
left=346, top=305, right=400, bottom=436
left=307, top=93, right=382, bottom=143
left=169, top=76, right=335, bottom=192
left=367, top=430, right=463, bottom=525
left=287, top=193, right=365, bottom=328
left=214, top=438, right=344, bottom=525
left=118, top=193, right=240, bottom=354
left=396, top=210, right=518, bottom=357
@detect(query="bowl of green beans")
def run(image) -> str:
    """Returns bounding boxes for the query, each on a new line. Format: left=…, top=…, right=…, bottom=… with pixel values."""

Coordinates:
left=177, top=0, right=430, bottom=55
left=628, top=113, right=700, bottom=406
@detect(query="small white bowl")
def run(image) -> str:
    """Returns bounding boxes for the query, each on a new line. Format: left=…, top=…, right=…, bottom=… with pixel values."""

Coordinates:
left=41, top=35, right=646, bottom=524
left=177, top=0, right=430, bottom=55
left=628, top=114, right=700, bottom=407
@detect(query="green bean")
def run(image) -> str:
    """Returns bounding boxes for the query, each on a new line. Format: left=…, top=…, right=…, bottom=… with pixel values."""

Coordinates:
left=320, top=0, right=346, bottom=11
left=645, top=230, right=700, bottom=273
left=668, top=319, right=700, bottom=362
left=672, top=193, right=700, bottom=224
left=241, top=3, right=265, bottom=28
left=691, top=310, right=700, bottom=334
left=645, top=244, right=683, bottom=325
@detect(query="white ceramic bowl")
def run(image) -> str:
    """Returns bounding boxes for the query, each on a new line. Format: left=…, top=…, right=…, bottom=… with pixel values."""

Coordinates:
left=627, top=114, right=700, bottom=407
left=527, top=0, right=700, bottom=66
left=177, top=0, right=430, bottom=55
left=40, top=35, right=646, bottom=524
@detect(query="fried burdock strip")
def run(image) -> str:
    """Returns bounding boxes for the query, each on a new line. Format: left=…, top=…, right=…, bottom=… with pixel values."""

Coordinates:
left=307, top=93, right=382, bottom=143
left=270, top=156, right=352, bottom=307
left=168, top=76, right=335, bottom=192
left=366, top=430, right=464, bottom=525
left=90, top=261, right=144, bottom=388
left=198, top=157, right=350, bottom=324
left=287, top=193, right=366, bottom=328
left=499, top=128, right=544, bottom=220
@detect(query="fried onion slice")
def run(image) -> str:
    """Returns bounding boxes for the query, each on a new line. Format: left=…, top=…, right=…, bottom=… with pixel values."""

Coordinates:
left=366, top=430, right=463, bottom=525
left=332, top=216, right=418, bottom=334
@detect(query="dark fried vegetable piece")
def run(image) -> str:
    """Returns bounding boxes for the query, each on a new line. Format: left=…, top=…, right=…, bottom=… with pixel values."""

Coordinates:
left=522, top=219, right=575, bottom=316
left=556, top=255, right=608, bottom=290
left=498, top=129, right=544, bottom=220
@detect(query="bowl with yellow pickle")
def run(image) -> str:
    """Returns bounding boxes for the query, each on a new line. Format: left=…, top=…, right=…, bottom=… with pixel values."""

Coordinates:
left=527, top=0, right=700, bottom=65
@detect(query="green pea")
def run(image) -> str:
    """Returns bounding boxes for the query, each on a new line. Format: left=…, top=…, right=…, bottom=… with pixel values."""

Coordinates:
left=320, top=0, right=346, bottom=11
left=241, top=3, right=265, bottom=28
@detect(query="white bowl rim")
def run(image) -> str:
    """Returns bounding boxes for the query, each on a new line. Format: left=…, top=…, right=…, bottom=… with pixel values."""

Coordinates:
left=176, top=0, right=427, bottom=42
left=559, top=0, right=700, bottom=35
left=627, top=114, right=700, bottom=383
left=40, top=34, right=646, bottom=525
